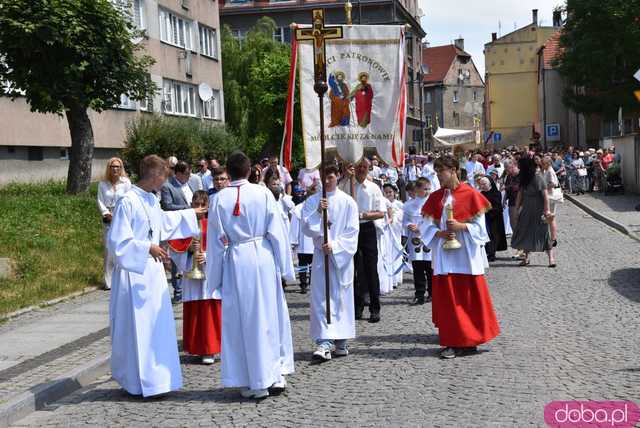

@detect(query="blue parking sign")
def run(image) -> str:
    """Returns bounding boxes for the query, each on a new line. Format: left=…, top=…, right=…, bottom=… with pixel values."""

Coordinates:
left=546, top=123, right=560, bottom=141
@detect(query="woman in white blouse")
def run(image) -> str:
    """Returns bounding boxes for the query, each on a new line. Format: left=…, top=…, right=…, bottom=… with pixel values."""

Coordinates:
left=97, top=157, right=132, bottom=289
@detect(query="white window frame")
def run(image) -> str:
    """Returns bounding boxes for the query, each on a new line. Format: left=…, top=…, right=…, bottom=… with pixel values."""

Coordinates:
left=133, top=0, right=145, bottom=30
left=202, top=90, right=221, bottom=120
left=231, top=29, right=246, bottom=42
left=199, top=25, right=218, bottom=59
left=425, top=90, right=432, bottom=104
left=453, top=90, right=459, bottom=103
left=116, top=93, right=137, bottom=110
left=159, top=8, right=193, bottom=50
left=273, top=27, right=285, bottom=43
left=162, top=79, right=197, bottom=117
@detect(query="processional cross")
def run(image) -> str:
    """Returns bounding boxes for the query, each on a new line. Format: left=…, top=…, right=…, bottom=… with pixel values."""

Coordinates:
left=295, top=10, right=343, bottom=324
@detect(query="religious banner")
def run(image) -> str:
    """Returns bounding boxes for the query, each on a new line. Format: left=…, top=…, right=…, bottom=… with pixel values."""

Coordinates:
left=294, top=25, right=406, bottom=168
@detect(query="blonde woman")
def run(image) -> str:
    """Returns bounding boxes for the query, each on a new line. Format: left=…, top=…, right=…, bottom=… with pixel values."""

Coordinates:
left=97, top=157, right=132, bottom=289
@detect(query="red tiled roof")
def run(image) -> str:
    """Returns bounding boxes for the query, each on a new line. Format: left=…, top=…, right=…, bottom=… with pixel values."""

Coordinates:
left=422, top=44, right=470, bottom=84
left=542, top=31, right=562, bottom=69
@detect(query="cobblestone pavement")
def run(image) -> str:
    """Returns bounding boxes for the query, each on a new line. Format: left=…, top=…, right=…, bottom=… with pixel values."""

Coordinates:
left=13, top=203, right=640, bottom=427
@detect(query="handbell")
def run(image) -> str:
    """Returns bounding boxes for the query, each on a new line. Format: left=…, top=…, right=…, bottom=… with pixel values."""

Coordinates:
left=442, top=205, right=462, bottom=251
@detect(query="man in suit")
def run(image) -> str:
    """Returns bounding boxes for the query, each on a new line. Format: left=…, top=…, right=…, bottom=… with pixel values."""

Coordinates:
left=161, top=161, right=201, bottom=303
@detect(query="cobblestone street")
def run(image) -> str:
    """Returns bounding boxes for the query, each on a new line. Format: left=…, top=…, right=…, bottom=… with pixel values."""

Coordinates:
left=13, top=202, right=640, bottom=427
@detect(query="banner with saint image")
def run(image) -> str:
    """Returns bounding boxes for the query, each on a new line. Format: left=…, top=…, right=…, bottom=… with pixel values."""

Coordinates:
left=297, top=25, right=406, bottom=168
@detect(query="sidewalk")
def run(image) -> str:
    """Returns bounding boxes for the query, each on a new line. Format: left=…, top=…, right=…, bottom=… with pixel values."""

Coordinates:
left=564, top=191, right=640, bottom=241
left=0, top=291, right=112, bottom=428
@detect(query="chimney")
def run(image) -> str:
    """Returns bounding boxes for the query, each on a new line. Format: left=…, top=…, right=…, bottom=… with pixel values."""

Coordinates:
left=491, top=32, right=497, bottom=42
left=532, top=9, right=538, bottom=25
left=553, top=10, right=562, bottom=27
left=454, top=38, right=464, bottom=51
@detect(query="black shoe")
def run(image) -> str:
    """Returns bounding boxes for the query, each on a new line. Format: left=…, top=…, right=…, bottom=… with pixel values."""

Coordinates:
left=355, top=308, right=364, bottom=320
left=171, top=295, right=182, bottom=304
left=410, top=297, right=425, bottom=305
left=458, top=346, right=479, bottom=356
left=368, top=313, right=381, bottom=323
left=487, top=255, right=496, bottom=262
left=425, top=295, right=432, bottom=303
left=299, top=284, right=308, bottom=294
left=439, top=347, right=456, bottom=359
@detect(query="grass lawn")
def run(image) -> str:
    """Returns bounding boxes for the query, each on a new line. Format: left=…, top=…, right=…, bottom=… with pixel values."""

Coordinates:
left=0, top=182, right=103, bottom=316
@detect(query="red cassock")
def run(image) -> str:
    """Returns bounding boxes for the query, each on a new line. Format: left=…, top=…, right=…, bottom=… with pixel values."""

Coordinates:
left=169, top=219, right=222, bottom=356
left=422, top=184, right=500, bottom=348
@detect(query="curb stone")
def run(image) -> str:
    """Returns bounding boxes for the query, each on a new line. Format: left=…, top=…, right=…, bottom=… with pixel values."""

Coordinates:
left=564, top=193, right=640, bottom=243
left=0, top=286, right=101, bottom=323
left=0, top=355, right=110, bottom=428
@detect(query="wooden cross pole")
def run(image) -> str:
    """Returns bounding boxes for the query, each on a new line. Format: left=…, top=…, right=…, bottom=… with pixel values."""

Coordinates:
left=295, top=10, right=343, bottom=324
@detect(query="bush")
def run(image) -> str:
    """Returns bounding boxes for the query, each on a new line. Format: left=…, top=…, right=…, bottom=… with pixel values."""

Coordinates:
left=122, top=114, right=240, bottom=175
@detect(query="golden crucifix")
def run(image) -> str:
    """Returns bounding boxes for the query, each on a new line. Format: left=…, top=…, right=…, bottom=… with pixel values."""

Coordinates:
left=294, top=9, right=343, bottom=324
left=295, top=9, right=343, bottom=85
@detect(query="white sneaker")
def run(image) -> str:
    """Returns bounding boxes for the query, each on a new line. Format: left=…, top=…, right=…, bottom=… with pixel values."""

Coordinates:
left=333, top=346, right=349, bottom=357
left=240, top=388, right=269, bottom=399
left=312, top=345, right=332, bottom=361
left=201, top=355, right=215, bottom=365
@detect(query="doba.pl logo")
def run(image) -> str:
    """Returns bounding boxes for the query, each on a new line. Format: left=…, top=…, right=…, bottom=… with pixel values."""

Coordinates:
left=544, top=401, right=640, bottom=427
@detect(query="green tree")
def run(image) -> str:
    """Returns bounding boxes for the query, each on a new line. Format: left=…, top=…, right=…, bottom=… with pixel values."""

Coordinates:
left=0, top=0, right=156, bottom=193
left=555, top=0, right=640, bottom=115
left=221, top=17, right=303, bottom=167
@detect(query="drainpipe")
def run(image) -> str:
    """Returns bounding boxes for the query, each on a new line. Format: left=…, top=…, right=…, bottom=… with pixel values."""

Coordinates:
left=542, top=65, right=547, bottom=151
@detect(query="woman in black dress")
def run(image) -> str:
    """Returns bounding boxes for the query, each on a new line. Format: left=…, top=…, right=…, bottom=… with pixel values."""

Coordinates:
left=510, top=156, right=555, bottom=267
left=478, top=176, right=507, bottom=262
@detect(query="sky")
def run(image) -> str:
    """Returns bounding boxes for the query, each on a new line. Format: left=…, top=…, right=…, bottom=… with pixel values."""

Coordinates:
left=419, top=0, right=563, bottom=77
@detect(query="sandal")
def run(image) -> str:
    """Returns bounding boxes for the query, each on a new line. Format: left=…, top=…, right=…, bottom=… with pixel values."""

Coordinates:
left=548, top=263, right=557, bottom=268
left=518, top=260, right=530, bottom=266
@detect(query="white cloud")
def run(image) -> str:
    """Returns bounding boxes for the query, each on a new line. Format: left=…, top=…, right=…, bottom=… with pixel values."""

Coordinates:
left=419, top=0, right=564, bottom=76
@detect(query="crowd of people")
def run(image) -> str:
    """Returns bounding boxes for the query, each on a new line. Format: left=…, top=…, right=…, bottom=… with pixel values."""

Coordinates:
left=95, top=143, right=618, bottom=400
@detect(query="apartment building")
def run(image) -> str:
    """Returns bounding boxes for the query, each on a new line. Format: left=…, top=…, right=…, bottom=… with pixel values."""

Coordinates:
left=0, top=0, right=224, bottom=184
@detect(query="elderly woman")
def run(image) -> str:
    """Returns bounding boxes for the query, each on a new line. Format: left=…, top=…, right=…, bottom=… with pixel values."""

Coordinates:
left=97, top=157, right=132, bottom=289
left=511, top=156, right=555, bottom=267
left=568, top=151, right=587, bottom=195
left=478, top=176, right=507, bottom=262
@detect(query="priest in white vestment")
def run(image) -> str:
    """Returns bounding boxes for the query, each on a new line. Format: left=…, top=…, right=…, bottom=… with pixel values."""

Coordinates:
left=206, top=151, right=295, bottom=399
left=108, top=155, right=205, bottom=397
left=302, top=164, right=359, bottom=361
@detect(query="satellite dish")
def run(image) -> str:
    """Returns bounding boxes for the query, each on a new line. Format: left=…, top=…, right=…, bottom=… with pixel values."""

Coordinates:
left=198, top=83, right=213, bottom=101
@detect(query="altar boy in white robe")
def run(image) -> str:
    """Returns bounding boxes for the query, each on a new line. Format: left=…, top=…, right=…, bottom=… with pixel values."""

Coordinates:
left=108, top=155, right=206, bottom=397
left=206, top=151, right=295, bottom=400
left=302, top=164, right=360, bottom=361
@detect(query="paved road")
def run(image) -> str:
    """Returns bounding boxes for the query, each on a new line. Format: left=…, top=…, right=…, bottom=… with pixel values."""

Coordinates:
left=13, top=203, right=640, bottom=426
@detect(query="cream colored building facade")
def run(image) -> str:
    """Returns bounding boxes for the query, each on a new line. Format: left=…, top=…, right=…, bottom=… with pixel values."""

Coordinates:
left=0, top=0, right=224, bottom=185
left=484, top=9, right=558, bottom=147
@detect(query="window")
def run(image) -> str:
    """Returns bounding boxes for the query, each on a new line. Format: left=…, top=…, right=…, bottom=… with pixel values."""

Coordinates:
left=453, top=90, right=459, bottom=103
left=273, top=27, right=285, bottom=43
left=159, top=8, right=193, bottom=50
left=473, top=90, right=477, bottom=101
left=133, top=0, right=145, bottom=30
left=425, top=91, right=432, bottom=104
left=199, top=25, right=218, bottom=58
left=60, top=148, right=69, bottom=160
left=453, top=112, right=460, bottom=127
left=162, top=79, right=197, bottom=117
left=27, top=147, right=43, bottom=161
left=116, top=94, right=136, bottom=110
left=231, top=29, right=246, bottom=41
left=426, top=114, right=432, bottom=128
left=139, top=95, right=153, bottom=112
left=202, top=90, right=221, bottom=120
